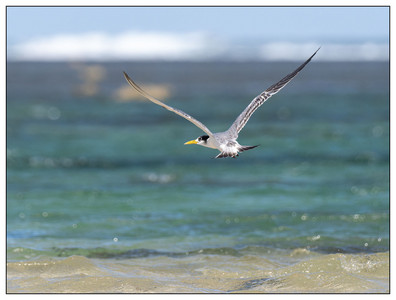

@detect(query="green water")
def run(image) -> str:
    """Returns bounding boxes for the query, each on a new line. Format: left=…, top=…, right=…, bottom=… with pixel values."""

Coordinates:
left=6, top=61, right=389, bottom=292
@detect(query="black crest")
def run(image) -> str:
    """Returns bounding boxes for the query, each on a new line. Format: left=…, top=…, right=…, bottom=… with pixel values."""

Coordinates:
left=198, top=135, right=209, bottom=141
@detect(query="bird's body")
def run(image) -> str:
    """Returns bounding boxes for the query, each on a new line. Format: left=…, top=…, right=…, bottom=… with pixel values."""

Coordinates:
left=123, top=48, right=319, bottom=158
left=193, top=132, right=258, bottom=158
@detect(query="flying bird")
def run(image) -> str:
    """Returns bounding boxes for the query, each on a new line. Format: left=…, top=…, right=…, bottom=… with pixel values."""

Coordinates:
left=123, top=48, right=319, bottom=158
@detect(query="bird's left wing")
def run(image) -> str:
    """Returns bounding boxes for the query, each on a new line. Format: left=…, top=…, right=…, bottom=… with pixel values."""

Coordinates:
left=227, top=48, right=320, bottom=138
left=123, top=72, right=215, bottom=138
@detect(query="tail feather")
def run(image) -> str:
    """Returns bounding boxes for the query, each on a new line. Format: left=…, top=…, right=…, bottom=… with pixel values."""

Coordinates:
left=238, top=145, right=259, bottom=152
left=214, top=145, right=259, bottom=159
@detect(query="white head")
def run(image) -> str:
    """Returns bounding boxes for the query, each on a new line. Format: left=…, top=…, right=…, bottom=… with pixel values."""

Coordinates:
left=184, top=135, right=211, bottom=148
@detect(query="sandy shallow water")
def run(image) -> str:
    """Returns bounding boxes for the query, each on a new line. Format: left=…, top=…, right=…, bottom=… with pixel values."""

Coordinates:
left=7, top=250, right=389, bottom=293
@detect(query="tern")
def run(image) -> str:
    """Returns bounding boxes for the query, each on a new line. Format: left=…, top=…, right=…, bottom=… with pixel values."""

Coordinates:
left=123, top=48, right=319, bottom=158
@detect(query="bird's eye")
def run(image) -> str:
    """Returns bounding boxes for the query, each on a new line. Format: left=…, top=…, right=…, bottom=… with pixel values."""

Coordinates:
left=198, top=137, right=202, bottom=141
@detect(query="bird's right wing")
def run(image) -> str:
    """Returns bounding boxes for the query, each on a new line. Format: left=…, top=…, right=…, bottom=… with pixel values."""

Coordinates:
left=123, top=72, right=215, bottom=138
left=227, top=48, right=320, bottom=138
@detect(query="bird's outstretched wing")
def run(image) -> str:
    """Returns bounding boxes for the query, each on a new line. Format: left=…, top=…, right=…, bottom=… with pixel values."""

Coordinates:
left=123, top=72, right=215, bottom=138
left=227, top=48, right=320, bottom=138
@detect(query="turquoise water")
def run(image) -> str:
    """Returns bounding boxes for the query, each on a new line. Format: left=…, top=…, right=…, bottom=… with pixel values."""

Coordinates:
left=6, top=61, right=389, bottom=292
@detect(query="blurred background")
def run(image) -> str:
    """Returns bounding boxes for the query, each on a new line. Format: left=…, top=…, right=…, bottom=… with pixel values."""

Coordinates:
left=7, top=7, right=389, bottom=259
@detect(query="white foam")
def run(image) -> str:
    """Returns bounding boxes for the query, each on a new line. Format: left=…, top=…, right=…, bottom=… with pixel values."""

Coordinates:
left=9, top=31, right=225, bottom=61
left=260, top=42, right=389, bottom=61
left=8, top=31, right=388, bottom=61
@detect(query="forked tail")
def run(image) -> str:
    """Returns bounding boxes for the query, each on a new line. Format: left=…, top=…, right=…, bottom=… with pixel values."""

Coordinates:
left=238, top=145, right=259, bottom=152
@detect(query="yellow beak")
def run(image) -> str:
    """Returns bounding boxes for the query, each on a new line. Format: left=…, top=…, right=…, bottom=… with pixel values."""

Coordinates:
left=184, top=139, right=198, bottom=145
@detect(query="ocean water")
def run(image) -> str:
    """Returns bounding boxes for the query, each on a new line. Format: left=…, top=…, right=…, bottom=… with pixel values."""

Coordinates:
left=7, top=60, right=389, bottom=293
